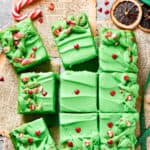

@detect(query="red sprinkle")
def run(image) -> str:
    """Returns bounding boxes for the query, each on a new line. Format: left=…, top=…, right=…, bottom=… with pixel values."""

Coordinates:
left=49, top=2, right=55, bottom=11
left=104, top=0, right=109, bottom=6
left=35, top=130, right=41, bottom=136
left=22, top=76, right=28, bottom=83
left=28, top=90, right=33, bottom=95
left=110, top=90, right=116, bottom=96
left=14, top=40, right=19, bottom=46
left=53, top=29, right=60, bottom=36
left=74, top=89, right=80, bottom=95
left=66, top=20, right=76, bottom=26
left=59, top=26, right=62, bottom=32
left=32, top=47, right=37, bottom=51
left=38, top=17, right=44, bottom=23
left=130, top=56, right=133, bottom=62
left=98, top=7, right=103, bottom=12
left=13, top=32, right=25, bottom=40
left=105, top=31, right=112, bottom=38
left=107, top=139, right=113, bottom=145
left=30, top=53, right=35, bottom=58
left=21, top=59, right=31, bottom=66
left=27, top=138, right=33, bottom=144
left=124, top=75, right=129, bottom=81
left=74, top=43, right=79, bottom=49
left=13, top=32, right=20, bottom=40
left=75, top=127, right=81, bottom=133
left=42, top=91, right=47, bottom=96
left=112, top=54, right=118, bottom=59
left=67, top=141, right=73, bottom=147
left=29, top=104, right=35, bottom=110
left=107, top=122, right=113, bottom=128
left=104, top=9, right=110, bottom=15
left=0, top=76, right=4, bottom=81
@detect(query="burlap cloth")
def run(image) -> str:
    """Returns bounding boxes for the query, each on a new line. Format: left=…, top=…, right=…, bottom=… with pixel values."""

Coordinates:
left=0, top=0, right=150, bottom=149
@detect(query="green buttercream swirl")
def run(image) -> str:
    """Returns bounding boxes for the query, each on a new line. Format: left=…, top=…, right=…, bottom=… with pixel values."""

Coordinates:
left=10, top=118, right=56, bottom=150
left=102, top=114, right=138, bottom=149
left=51, top=13, right=88, bottom=42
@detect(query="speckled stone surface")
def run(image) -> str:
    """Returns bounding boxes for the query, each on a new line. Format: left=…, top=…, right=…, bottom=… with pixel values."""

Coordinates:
left=0, top=0, right=12, bottom=29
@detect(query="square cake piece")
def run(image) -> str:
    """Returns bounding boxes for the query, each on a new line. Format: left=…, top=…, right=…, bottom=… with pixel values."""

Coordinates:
left=10, top=118, right=56, bottom=150
left=99, top=27, right=138, bottom=73
left=99, top=113, right=138, bottom=149
left=18, top=72, right=56, bottom=114
left=60, top=113, right=99, bottom=149
left=0, top=18, right=49, bottom=72
left=99, top=72, right=139, bottom=113
left=51, top=13, right=97, bottom=70
left=60, top=71, right=97, bottom=112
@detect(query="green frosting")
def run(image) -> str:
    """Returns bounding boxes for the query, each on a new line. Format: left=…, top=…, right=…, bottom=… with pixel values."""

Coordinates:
left=18, top=72, right=56, bottom=114
left=51, top=13, right=97, bottom=69
left=60, top=113, right=99, bottom=150
left=99, top=27, right=138, bottom=73
left=99, top=72, right=139, bottom=113
left=10, top=118, right=56, bottom=150
left=60, top=71, right=97, bottom=112
left=99, top=113, right=138, bottom=150
left=0, top=18, right=49, bottom=72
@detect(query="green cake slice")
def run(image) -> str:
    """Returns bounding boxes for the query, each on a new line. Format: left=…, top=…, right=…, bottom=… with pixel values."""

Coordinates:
left=51, top=13, right=98, bottom=70
left=99, top=27, right=138, bottom=73
left=0, top=18, right=49, bottom=72
left=99, top=113, right=138, bottom=150
left=18, top=72, right=57, bottom=114
left=99, top=72, right=139, bottom=113
left=60, top=71, right=97, bottom=112
left=60, top=113, right=99, bottom=150
left=10, top=118, right=56, bottom=150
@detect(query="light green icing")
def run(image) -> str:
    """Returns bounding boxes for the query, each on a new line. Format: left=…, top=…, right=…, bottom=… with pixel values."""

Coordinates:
left=99, top=27, right=138, bottom=73
left=0, top=18, right=49, bottom=72
left=10, top=118, right=56, bottom=150
left=18, top=72, right=56, bottom=114
left=99, top=72, right=139, bottom=113
left=51, top=13, right=97, bottom=68
left=100, top=113, right=138, bottom=149
left=60, top=113, right=99, bottom=150
left=60, top=71, right=97, bottom=112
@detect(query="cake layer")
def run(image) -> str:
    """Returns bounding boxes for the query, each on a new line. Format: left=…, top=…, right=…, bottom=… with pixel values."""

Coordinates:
left=18, top=72, right=56, bottom=114
left=0, top=18, right=49, bottom=72
left=51, top=13, right=97, bottom=69
left=99, top=113, right=138, bottom=149
left=60, top=71, right=97, bottom=112
left=99, top=72, right=139, bottom=113
left=10, top=118, right=56, bottom=150
left=60, top=113, right=99, bottom=149
left=99, top=27, right=138, bottom=73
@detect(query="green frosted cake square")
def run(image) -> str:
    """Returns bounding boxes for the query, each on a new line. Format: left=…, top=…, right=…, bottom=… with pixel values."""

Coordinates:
left=10, top=118, right=56, bottom=150
left=99, top=72, right=139, bottom=113
left=60, top=71, right=97, bottom=112
left=60, top=113, right=99, bottom=149
left=18, top=72, right=56, bottom=114
left=99, top=113, right=138, bottom=150
left=99, top=27, right=138, bottom=73
left=51, top=13, right=97, bottom=69
left=0, top=18, right=49, bottom=72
